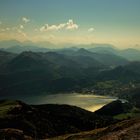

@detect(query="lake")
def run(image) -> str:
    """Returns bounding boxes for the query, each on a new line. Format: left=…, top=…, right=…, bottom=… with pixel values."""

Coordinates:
left=16, top=93, right=117, bottom=112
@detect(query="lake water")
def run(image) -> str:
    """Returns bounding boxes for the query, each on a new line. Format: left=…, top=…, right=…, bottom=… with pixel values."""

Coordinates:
left=19, top=93, right=117, bottom=112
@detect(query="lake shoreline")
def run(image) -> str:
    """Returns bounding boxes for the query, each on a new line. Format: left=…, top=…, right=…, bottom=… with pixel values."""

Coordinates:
left=0, top=93, right=117, bottom=112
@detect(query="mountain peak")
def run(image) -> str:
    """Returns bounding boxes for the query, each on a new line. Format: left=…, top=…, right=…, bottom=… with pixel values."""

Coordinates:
left=77, top=48, right=92, bottom=55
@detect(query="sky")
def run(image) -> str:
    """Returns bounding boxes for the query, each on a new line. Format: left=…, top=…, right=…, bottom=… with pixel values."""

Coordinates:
left=0, top=0, right=140, bottom=48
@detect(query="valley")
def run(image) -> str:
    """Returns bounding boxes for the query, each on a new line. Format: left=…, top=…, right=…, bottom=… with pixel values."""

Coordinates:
left=0, top=0, right=140, bottom=139
left=0, top=44, right=140, bottom=139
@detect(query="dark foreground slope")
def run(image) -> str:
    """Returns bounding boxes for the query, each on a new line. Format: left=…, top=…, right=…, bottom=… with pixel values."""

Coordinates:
left=50, top=118, right=140, bottom=140
left=0, top=100, right=115, bottom=139
left=48, top=99, right=140, bottom=140
left=0, top=99, right=139, bottom=140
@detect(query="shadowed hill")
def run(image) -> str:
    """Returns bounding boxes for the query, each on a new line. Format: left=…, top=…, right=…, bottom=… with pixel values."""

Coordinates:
left=0, top=50, right=16, bottom=66
left=59, top=48, right=129, bottom=67
left=95, top=100, right=133, bottom=116
left=49, top=118, right=140, bottom=140
left=0, top=50, right=139, bottom=96
left=0, top=100, right=115, bottom=139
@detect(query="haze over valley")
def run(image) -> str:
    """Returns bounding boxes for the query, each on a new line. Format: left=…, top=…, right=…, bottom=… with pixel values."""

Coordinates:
left=0, top=0, right=140, bottom=139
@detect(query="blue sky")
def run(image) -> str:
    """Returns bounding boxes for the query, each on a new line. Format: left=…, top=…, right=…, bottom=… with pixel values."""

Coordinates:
left=0, top=0, right=140, bottom=48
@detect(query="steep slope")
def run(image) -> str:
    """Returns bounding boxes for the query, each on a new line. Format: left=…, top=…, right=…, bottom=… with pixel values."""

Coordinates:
left=0, top=50, right=16, bottom=66
left=3, top=51, right=51, bottom=72
left=95, top=100, right=133, bottom=116
left=88, top=46, right=118, bottom=54
left=0, top=50, right=139, bottom=96
left=58, top=48, right=129, bottom=67
left=88, top=46, right=140, bottom=61
left=0, top=51, right=100, bottom=95
left=68, top=55, right=104, bottom=68
left=0, top=100, right=115, bottom=139
left=119, top=48, right=140, bottom=61
left=75, top=48, right=129, bottom=67
left=97, top=65, right=140, bottom=82
left=124, top=61, right=140, bottom=74
left=119, top=87, right=140, bottom=108
left=0, top=128, right=33, bottom=140
left=2, top=51, right=82, bottom=73
left=50, top=118, right=140, bottom=140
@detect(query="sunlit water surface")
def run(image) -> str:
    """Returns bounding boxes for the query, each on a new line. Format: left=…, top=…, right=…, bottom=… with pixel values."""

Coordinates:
left=18, top=93, right=117, bottom=112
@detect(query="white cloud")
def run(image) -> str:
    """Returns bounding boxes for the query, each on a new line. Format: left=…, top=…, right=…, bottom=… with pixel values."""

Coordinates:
left=66, top=19, right=79, bottom=30
left=40, top=23, right=66, bottom=32
left=88, top=28, right=94, bottom=32
left=40, top=25, right=47, bottom=32
left=40, top=19, right=78, bottom=32
left=22, top=17, right=30, bottom=23
left=58, top=23, right=66, bottom=29
left=20, top=25, right=24, bottom=29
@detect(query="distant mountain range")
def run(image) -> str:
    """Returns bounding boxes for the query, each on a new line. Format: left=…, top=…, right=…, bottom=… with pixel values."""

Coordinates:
left=0, top=47, right=140, bottom=96
left=0, top=40, right=140, bottom=61
left=0, top=41, right=140, bottom=139
left=0, top=40, right=140, bottom=96
left=0, top=40, right=56, bottom=49
left=89, top=47, right=140, bottom=61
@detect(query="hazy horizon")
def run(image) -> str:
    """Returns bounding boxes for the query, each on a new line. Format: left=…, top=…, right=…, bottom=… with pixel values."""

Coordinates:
left=0, top=0, right=140, bottom=49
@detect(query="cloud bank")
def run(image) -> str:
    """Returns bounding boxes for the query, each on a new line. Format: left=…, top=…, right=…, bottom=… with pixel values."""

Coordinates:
left=40, top=19, right=79, bottom=32
left=66, top=19, right=79, bottom=30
